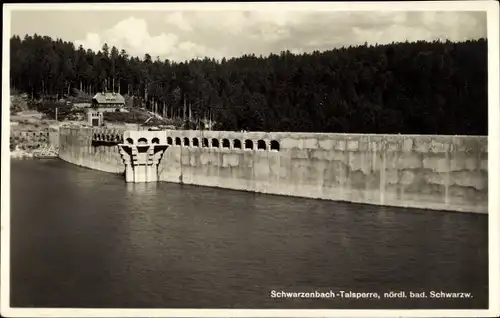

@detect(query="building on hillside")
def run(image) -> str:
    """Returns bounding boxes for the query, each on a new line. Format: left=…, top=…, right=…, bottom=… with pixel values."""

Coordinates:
left=86, top=108, right=104, bottom=127
left=92, top=92, right=126, bottom=112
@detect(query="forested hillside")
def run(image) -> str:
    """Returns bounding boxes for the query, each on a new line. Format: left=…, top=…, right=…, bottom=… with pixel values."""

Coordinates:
left=9, top=34, right=488, bottom=135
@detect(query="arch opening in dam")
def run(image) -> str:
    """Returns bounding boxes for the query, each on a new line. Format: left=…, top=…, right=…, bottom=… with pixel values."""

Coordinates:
left=234, top=139, right=242, bottom=149
left=193, top=138, right=199, bottom=147
left=270, top=140, right=280, bottom=151
left=245, top=139, right=253, bottom=150
left=257, top=140, right=266, bottom=150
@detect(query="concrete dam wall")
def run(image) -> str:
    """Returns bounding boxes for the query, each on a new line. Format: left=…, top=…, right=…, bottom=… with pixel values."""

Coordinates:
left=58, top=128, right=488, bottom=213
left=58, top=127, right=124, bottom=174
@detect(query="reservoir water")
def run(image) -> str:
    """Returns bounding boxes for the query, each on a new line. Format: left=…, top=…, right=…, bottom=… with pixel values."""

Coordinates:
left=10, top=159, right=488, bottom=309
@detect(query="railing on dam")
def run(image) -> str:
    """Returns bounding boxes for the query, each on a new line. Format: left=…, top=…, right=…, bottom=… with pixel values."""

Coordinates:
left=91, top=128, right=125, bottom=145
left=165, top=136, right=280, bottom=152
left=122, top=130, right=284, bottom=152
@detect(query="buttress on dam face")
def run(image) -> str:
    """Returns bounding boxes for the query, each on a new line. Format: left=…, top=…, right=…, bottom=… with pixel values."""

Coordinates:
left=55, top=127, right=488, bottom=214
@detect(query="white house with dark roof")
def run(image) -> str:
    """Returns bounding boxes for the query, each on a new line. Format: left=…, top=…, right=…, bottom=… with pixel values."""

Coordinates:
left=92, top=92, right=126, bottom=110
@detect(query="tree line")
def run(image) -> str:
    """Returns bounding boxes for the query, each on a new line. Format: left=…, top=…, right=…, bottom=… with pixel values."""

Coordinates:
left=10, top=34, right=487, bottom=135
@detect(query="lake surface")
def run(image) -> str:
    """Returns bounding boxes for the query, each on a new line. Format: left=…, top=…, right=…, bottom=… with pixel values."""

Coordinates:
left=10, top=159, right=488, bottom=309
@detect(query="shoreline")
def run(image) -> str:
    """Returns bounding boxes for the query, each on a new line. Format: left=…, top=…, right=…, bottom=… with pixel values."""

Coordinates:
left=10, top=149, right=58, bottom=160
left=10, top=149, right=35, bottom=159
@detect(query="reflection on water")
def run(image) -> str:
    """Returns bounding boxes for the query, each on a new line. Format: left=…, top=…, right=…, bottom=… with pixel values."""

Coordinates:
left=10, top=159, right=488, bottom=309
left=126, top=182, right=158, bottom=194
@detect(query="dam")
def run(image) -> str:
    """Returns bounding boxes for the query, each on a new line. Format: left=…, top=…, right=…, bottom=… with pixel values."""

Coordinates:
left=56, top=127, right=488, bottom=214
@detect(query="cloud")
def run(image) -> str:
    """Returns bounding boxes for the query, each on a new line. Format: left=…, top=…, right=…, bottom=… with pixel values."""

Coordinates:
left=178, top=10, right=307, bottom=39
left=165, top=12, right=192, bottom=31
left=75, top=17, right=181, bottom=59
left=75, top=15, right=223, bottom=61
left=74, top=11, right=486, bottom=62
left=343, top=12, right=486, bottom=45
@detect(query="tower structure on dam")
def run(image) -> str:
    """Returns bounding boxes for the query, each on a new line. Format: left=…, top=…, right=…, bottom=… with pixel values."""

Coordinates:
left=118, top=131, right=168, bottom=183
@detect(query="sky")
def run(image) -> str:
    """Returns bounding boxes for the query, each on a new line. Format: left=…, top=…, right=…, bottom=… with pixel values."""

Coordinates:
left=10, top=7, right=487, bottom=62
